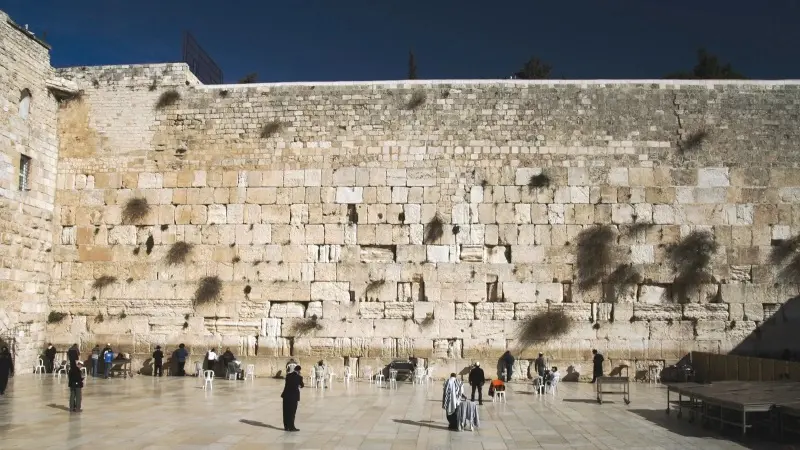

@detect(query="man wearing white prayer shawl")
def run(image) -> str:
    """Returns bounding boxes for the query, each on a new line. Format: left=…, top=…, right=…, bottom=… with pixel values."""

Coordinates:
left=442, top=373, right=463, bottom=430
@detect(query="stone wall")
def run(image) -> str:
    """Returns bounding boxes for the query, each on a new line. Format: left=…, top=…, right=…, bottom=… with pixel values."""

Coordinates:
left=44, top=68, right=800, bottom=377
left=0, top=11, right=60, bottom=371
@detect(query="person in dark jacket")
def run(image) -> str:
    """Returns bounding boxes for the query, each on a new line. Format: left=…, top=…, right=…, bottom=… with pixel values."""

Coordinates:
left=152, top=346, right=164, bottom=377
left=534, top=353, right=547, bottom=378
left=281, top=365, right=304, bottom=432
left=44, top=343, right=57, bottom=373
left=468, top=362, right=485, bottom=405
left=222, top=348, right=235, bottom=367
left=67, top=362, right=84, bottom=412
left=592, top=349, right=604, bottom=383
left=501, top=351, right=515, bottom=381
left=175, top=344, right=189, bottom=376
left=0, top=347, right=14, bottom=395
left=67, top=344, right=80, bottom=369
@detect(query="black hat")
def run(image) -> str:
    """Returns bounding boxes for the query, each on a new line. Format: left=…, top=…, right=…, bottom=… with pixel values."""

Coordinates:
left=294, top=365, right=302, bottom=372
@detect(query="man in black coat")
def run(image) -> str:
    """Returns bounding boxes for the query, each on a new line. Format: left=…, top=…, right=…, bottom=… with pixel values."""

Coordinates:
left=67, top=344, right=80, bottom=369
left=281, top=365, right=304, bottom=432
left=468, top=362, right=485, bottom=405
left=592, top=349, right=604, bottom=383
left=0, top=347, right=14, bottom=395
left=44, top=343, right=56, bottom=373
left=152, top=346, right=164, bottom=377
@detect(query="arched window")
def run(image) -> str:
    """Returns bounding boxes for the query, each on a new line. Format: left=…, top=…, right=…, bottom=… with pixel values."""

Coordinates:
left=19, top=89, right=31, bottom=119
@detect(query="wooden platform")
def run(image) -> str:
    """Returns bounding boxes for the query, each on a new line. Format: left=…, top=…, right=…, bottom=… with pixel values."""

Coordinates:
left=664, top=381, right=800, bottom=438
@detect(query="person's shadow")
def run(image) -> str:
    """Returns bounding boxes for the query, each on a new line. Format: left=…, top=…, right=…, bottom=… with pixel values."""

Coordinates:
left=239, top=419, right=284, bottom=431
left=393, top=419, right=450, bottom=430
left=47, top=403, right=71, bottom=412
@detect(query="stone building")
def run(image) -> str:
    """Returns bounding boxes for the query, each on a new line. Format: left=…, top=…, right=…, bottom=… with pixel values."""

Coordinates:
left=2, top=8, right=800, bottom=377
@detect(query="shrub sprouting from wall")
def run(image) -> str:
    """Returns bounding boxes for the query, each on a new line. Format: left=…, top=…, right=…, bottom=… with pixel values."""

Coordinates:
left=528, top=173, right=551, bottom=191
left=604, top=264, right=643, bottom=302
left=260, top=120, right=284, bottom=138
left=516, top=310, right=572, bottom=348
left=576, top=225, right=616, bottom=290
left=165, top=241, right=193, bottom=265
left=155, top=90, right=180, bottom=109
left=92, top=275, right=117, bottom=290
left=423, top=214, right=444, bottom=244
left=667, top=230, right=718, bottom=303
left=194, top=276, right=222, bottom=305
left=47, top=311, right=67, bottom=324
left=405, top=91, right=426, bottom=110
left=290, top=315, right=323, bottom=336
left=122, top=197, right=150, bottom=224
left=420, top=312, right=435, bottom=327
left=678, top=129, right=709, bottom=153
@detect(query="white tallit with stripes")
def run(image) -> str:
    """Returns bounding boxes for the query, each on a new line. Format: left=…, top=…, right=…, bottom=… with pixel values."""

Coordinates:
left=442, top=376, right=463, bottom=416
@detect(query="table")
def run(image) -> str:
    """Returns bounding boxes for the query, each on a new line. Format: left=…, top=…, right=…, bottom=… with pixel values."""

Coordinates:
left=109, top=359, right=133, bottom=378
left=596, top=376, right=630, bottom=405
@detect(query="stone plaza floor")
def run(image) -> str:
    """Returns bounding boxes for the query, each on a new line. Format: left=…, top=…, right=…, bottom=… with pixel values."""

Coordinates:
left=0, top=373, right=789, bottom=449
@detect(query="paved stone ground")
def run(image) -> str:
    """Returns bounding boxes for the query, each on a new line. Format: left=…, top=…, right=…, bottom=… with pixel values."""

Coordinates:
left=0, top=373, right=787, bottom=449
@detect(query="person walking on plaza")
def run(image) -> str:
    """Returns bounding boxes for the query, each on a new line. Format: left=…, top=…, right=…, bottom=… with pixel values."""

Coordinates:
left=501, top=351, right=515, bottom=381
left=67, top=343, right=80, bottom=369
left=592, top=349, right=605, bottom=383
left=468, top=362, right=485, bottom=405
left=0, top=347, right=14, bottom=396
left=44, top=343, right=56, bottom=373
left=534, top=353, right=547, bottom=378
left=103, top=346, right=114, bottom=379
left=281, top=365, right=304, bottom=432
left=67, top=362, right=85, bottom=412
left=175, top=344, right=189, bottom=376
left=90, top=345, right=100, bottom=377
left=442, top=373, right=464, bottom=431
left=152, top=346, right=164, bottom=377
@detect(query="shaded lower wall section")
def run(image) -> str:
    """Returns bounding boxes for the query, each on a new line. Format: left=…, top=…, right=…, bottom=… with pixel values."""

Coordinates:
left=693, top=351, right=800, bottom=383
left=731, top=296, right=800, bottom=360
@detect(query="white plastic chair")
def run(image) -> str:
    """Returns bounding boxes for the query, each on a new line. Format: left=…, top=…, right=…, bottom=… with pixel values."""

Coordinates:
left=648, top=365, right=661, bottom=384
left=413, top=367, right=425, bottom=384
left=315, top=367, right=327, bottom=389
left=245, top=364, right=255, bottom=381
left=375, top=372, right=385, bottom=387
left=309, top=370, right=317, bottom=388
left=34, top=358, right=45, bottom=374
left=533, top=376, right=545, bottom=395
left=343, top=366, right=352, bottom=383
left=363, top=366, right=373, bottom=383
left=194, top=361, right=203, bottom=377
left=80, top=366, right=88, bottom=379
left=227, top=365, right=237, bottom=380
left=203, top=370, right=214, bottom=390
left=548, top=375, right=560, bottom=396
left=493, top=390, right=506, bottom=403
left=425, top=367, right=434, bottom=384
left=56, top=361, right=68, bottom=379
left=388, top=369, right=398, bottom=389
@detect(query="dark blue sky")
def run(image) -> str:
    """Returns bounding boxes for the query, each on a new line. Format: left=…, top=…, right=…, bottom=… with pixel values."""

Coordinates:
left=3, top=0, right=800, bottom=82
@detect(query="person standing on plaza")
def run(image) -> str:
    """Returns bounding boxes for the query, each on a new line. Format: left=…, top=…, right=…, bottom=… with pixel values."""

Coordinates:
left=103, top=346, right=114, bottom=379
left=206, top=348, right=217, bottom=372
left=44, top=343, right=56, bottom=373
left=468, top=362, right=485, bottom=405
left=90, top=345, right=100, bottom=377
left=152, top=346, right=164, bottom=377
left=175, top=344, right=189, bottom=376
left=592, top=349, right=605, bottom=383
left=67, top=343, right=80, bottom=369
left=534, top=353, right=547, bottom=378
left=0, top=347, right=14, bottom=396
left=67, top=361, right=84, bottom=412
left=442, top=373, right=464, bottom=431
left=501, top=351, right=515, bottom=381
left=281, top=365, right=304, bottom=432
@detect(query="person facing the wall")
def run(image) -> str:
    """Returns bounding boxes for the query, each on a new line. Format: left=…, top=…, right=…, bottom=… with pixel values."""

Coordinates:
left=443, top=373, right=464, bottom=431
left=592, top=349, right=604, bottom=383
left=501, top=351, right=515, bottom=381
left=90, top=345, right=100, bottom=377
left=44, top=343, right=56, bottom=373
left=67, top=344, right=80, bottom=369
left=152, top=346, right=164, bottom=377
left=175, top=344, right=189, bottom=376
left=206, top=348, right=217, bottom=372
left=534, top=353, right=547, bottom=378
left=468, top=362, right=485, bottom=405
left=0, top=347, right=14, bottom=395
left=103, top=346, right=114, bottom=379
left=281, top=365, right=304, bottom=432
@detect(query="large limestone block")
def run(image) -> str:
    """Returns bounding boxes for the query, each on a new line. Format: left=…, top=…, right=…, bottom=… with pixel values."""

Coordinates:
left=358, top=303, right=385, bottom=319
left=385, top=303, right=414, bottom=319
left=632, top=304, right=682, bottom=321
left=264, top=282, right=311, bottom=302
left=310, top=282, right=350, bottom=302
left=494, top=303, right=515, bottom=320
left=698, top=168, right=730, bottom=187
left=455, top=303, right=475, bottom=320
left=637, top=285, right=668, bottom=304
left=335, top=187, right=363, bottom=204
left=694, top=320, right=726, bottom=341
left=474, top=303, right=493, bottom=320
left=682, top=304, right=729, bottom=321
left=503, top=282, right=562, bottom=303
left=514, top=303, right=548, bottom=319
left=649, top=320, right=694, bottom=340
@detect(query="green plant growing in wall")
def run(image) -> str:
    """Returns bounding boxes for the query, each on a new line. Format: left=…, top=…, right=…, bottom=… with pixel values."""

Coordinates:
left=576, top=225, right=616, bottom=290
left=290, top=315, right=323, bottom=336
left=678, top=129, right=709, bottom=153
left=604, top=263, right=643, bottom=302
left=405, top=91, right=426, bottom=110
left=95, top=313, right=104, bottom=323
left=260, top=120, right=284, bottom=138
left=165, top=241, right=193, bottom=266
left=194, top=276, right=222, bottom=305
left=420, top=312, right=435, bottom=327
left=365, top=279, right=385, bottom=297
left=516, top=310, right=572, bottom=348
left=92, top=275, right=117, bottom=290
left=667, top=230, right=718, bottom=303
left=527, top=172, right=551, bottom=191
left=154, top=90, right=180, bottom=109
left=47, top=311, right=67, bottom=324
left=423, top=213, right=444, bottom=244
left=122, top=197, right=151, bottom=224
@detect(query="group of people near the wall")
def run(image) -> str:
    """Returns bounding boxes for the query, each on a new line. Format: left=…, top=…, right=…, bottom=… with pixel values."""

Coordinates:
left=203, top=347, right=241, bottom=378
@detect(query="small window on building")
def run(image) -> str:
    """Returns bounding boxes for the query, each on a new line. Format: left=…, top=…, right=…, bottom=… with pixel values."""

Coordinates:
left=19, top=89, right=32, bottom=119
left=19, top=155, right=31, bottom=191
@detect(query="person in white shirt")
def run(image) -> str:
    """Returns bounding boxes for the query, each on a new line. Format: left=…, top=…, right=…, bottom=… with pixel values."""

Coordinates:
left=206, top=348, right=217, bottom=371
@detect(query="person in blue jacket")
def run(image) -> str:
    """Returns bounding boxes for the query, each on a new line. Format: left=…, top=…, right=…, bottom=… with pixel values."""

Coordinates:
left=103, top=346, right=114, bottom=379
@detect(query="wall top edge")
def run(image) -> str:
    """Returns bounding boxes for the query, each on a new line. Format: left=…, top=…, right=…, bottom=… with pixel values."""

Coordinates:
left=5, top=16, right=51, bottom=51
